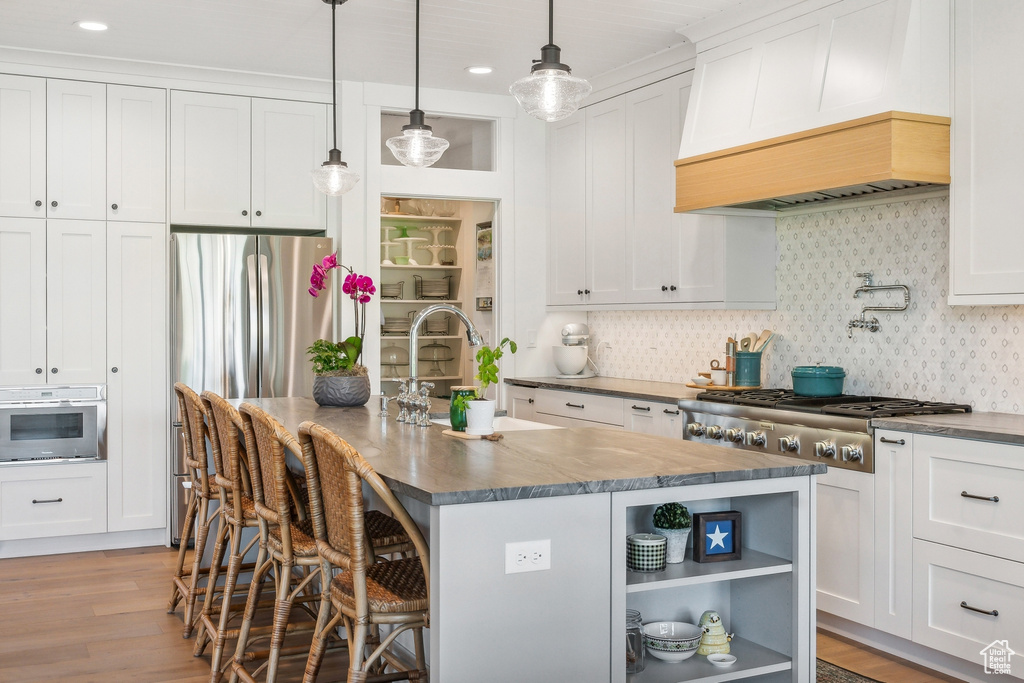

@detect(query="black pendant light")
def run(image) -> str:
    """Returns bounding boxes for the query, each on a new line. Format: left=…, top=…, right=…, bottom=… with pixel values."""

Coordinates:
left=312, top=0, right=360, bottom=195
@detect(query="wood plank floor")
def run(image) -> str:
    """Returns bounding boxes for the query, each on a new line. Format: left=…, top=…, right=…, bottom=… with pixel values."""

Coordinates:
left=0, top=545, right=962, bottom=682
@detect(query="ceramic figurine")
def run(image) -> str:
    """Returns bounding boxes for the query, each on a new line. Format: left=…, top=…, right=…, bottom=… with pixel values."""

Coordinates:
left=696, top=610, right=732, bottom=655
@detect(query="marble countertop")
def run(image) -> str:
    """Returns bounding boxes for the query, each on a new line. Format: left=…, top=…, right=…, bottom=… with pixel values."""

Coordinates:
left=873, top=411, right=1024, bottom=446
left=505, top=376, right=702, bottom=403
left=234, top=396, right=824, bottom=506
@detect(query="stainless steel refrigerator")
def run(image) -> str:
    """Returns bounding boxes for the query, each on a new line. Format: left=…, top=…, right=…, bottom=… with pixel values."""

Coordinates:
left=169, top=233, right=333, bottom=544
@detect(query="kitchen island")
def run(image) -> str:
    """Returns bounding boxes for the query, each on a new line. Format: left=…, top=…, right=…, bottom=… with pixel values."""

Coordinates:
left=238, top=396, right=824, bottom=683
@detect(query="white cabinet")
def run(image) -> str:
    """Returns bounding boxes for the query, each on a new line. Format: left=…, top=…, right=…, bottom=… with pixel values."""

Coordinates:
left=46, top=220, right=107, bottom=384
left=46, top=80, right=106, bottom=220
left=106, top=222, right=167, bottom=532
left=170, top=91, right=327, bottom=230
left=624, top=399, right=683, bottom=438
left=816, top=466, right=875, bottom=626
left=547, top=112, right=588, bottom=305
left=0, top=218, right=46, bottom=385
left=533, top=388, right=623, bottom=428
left=107, top=85, right=166, bottom=223
left=0, top=462, right=107, bottom=541
left=506, top=385, right=536, bottom=421
left=0, top=75, right=46, bottom=218
left=585, top=97, right=628, bottom=305
left=950, top=0, right=1024, bottom=303
left=872, top=430, right=913, bottom=639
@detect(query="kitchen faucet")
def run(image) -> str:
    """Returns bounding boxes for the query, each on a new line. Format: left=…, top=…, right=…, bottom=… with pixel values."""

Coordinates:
left=848, top=272, right=911, bottom=338
left=398, top=303, right=484, bottom=424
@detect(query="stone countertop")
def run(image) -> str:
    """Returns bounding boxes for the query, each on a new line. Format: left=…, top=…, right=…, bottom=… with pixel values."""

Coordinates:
left=233, top=396, right=823, bottom=507
left=873, top=411, right=1024, bottom=446
left=505, top=376, right=702, bottom=403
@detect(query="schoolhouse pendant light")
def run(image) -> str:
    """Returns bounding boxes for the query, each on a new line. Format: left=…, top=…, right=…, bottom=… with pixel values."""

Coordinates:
left=386, top=0, right=449, bottom=168
left=312, top=0, right=360, bottom=196
left=510, top=0, right=592, bottom=122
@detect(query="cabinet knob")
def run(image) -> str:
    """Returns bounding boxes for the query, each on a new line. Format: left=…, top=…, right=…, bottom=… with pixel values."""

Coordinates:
left=35, top=200, right=42, bottom=207
left=111, top=366, right=118, bottom=373
left=35, top=367, right=42, bottom=374
left=670, top=285, right=677, bottom=291
left=577, top=289, right=584, bottom=296
left=51, top=200, right=58, bottom=208
left=51, top=367, right=58, bottom=374
left=584, top=289, right=591, bottom=295
left=661, top=285, right=668, bottom=292
left=242, top=210, right=248, bottom=216
left=255, top=210, right=262, bottom=217
left=111, top=203, right=118, bottom=210
left=528, top=398, right=534, bottom=404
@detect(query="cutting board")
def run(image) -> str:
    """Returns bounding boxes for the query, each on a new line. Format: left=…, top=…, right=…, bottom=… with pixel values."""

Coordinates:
left=685, top=383, right=761, bottom=391
left=442, top=429, right=503, bottom=441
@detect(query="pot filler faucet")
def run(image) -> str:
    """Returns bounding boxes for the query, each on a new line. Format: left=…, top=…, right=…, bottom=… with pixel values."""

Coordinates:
left=397, top=303, right=484, bottom=425
left=847, top=272, right=911, bottom=338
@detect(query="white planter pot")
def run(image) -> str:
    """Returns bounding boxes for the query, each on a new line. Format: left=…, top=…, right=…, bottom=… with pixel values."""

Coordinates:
left=465, top=399, right=496, bottom=436
left=654, top=527, right=691, bottom=564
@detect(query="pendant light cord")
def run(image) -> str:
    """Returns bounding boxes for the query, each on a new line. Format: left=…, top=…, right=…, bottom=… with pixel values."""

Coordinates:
left=331, top=0, right=338, bottom=150
left=415, top=0, right=420, bottom=111
left=548, top=0, right=554, bottom=45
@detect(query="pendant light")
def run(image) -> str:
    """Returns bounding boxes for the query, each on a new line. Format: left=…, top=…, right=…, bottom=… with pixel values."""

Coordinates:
left=312, top=0, right=360, bottom=196
left=386, top=0, right=450, bottom=168
left=510, top=0, right=592, bottom=122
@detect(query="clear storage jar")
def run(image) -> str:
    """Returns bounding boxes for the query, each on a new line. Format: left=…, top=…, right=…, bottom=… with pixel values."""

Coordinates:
left=626, top=608, right=645, bottom=673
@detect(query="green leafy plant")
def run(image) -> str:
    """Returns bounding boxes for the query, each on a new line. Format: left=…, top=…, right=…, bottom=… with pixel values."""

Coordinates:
left=653, top=502, right=691, bottom=530
left=451, top=337, right=517, bottom=411
left=306, top=337, right=363, bottom=375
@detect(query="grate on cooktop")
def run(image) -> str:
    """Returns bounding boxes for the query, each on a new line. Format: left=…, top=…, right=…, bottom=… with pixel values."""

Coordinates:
left=821, top=399, right=973, bottom=418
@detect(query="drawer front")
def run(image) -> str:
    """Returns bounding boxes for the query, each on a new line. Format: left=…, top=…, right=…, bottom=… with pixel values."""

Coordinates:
left=912, top=539, right=1024, bottom=666
left=535, top=413, right=624, bottom=431
left=913, top=434, right=1024, bottom=563
left=0, top=463, right=107, bottom=540
left=534, top=389, right=623, bottom=426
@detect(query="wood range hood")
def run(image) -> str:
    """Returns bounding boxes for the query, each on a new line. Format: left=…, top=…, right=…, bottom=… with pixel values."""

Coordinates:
left=674, top=111, right=950, bottom=212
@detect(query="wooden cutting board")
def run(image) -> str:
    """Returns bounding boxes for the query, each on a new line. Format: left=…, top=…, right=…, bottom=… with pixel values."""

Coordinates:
left=685, top=383, right=761, bottom=391
left=442, top=429, right=503, bottom=441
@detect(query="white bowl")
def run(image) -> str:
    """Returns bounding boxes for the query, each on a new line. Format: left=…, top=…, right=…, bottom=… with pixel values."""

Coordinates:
left=642, top=622, right=702, bottom=662
left=553, top=345, right=588, bottom=376
left=690, top=376, right=711, bottom=386
left=708, top=653, right=737, bottom=667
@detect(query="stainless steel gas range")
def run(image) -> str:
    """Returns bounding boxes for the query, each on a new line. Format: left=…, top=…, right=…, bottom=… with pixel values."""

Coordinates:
left=677, top=389, right=971, bottom=472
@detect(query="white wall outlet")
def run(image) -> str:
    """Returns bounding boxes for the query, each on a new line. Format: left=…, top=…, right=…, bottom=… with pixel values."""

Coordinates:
left=504, top=539, right=551, bottom=574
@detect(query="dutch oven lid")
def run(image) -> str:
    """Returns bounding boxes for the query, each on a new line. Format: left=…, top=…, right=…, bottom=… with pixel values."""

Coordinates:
left=792, top=364, right=846, bottom=378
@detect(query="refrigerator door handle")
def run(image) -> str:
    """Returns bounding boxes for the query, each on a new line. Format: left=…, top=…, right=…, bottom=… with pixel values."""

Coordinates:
left=246, top=252, right=260, bottom=395
left=258, top=252, right=271, bottom=397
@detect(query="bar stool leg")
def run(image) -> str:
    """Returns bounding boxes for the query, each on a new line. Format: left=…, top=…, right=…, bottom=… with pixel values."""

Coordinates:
left=168, top=486, right=199, bottom=613
left=183, top=494, right=217, bottom=638
left=229, top=553, right=273, bottom=683
left=194, top=503, right=230, bottom=653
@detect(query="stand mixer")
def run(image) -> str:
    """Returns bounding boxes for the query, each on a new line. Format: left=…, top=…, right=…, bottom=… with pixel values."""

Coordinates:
left=553, top=323, right=598, bottom=379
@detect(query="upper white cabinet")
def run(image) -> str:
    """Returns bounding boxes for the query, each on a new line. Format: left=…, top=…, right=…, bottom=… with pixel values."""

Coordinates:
left=46, top=80, right=106, bottom=220
left=107, top=85, right=166, bottom=223
left=547, top=112, right=588, bottom=305
left=171, top=91, right=327, bottom=230
left=949, top=0, right=1024, bottom=304
left=0, top=218, right=46, bottom=385
left=585, top=97, right=628, bottom=305
left=0, top=75, right=46, bottom=218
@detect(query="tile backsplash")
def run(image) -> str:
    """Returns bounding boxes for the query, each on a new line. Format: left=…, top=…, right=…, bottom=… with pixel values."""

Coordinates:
left=588, top=194, right=1024, bottom=413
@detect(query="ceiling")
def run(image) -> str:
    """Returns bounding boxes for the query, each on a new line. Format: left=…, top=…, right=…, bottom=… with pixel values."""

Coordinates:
left=0, top=0, right=751, bottom=95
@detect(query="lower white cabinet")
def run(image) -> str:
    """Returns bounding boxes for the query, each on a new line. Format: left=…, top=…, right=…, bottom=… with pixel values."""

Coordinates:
left=533, top=389, right=624, bottom=428
left=506, top=385, right=536, bottom=421
left=0, top=462, right=107, bottom=540
left=872, top=430, right=913, bottom=639
left=816, top=466, right=875, bottom=626
left=624, top=400, right=683, bottom=438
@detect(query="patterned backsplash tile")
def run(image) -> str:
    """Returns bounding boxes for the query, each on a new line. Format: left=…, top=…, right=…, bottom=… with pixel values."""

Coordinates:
left=588, top=194, right=1024, bottom=412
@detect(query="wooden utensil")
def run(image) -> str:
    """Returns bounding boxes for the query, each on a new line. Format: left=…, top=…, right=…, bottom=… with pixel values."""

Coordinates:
left=739, top=338, right=752, bottom=351
left=753, top=329, right=773, bottom=352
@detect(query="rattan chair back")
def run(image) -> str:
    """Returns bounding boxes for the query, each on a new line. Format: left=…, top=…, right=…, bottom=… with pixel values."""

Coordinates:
left=174, top=382, right=211, bottom=500
left=201, top=391, right=249, bottom=520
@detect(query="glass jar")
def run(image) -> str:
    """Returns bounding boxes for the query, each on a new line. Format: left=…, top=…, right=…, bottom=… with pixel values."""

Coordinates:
left=449, top=386, right=477, bottom=432
left=626, top=608, right=645, bottom=674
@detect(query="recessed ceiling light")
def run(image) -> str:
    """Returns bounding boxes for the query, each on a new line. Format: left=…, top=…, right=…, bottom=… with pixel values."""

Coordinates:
left=76, top=21, right=108, bottom=31
left=466, top=66, right=493, bottom=75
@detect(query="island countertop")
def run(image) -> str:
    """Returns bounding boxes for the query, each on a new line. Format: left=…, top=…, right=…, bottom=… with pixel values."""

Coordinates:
left=235, top=396, right=824, bottom=506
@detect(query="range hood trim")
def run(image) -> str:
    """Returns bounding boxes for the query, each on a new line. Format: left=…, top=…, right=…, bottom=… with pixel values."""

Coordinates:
left=673, top=111, right=950, bottom=213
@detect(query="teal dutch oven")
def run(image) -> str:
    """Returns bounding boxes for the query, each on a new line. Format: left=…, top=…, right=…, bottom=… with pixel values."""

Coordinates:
left=791, top=365, right=846, bottom=397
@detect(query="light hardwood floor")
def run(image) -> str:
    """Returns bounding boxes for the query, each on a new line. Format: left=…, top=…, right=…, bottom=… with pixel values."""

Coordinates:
left=0, top=545, right=961, bottom=682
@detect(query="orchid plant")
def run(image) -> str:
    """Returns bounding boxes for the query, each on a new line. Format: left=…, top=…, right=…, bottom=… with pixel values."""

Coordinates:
left=306, top=252, right=376, bottom=375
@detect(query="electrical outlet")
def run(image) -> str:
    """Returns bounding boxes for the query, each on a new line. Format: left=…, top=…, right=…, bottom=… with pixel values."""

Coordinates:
left=527, top=329, right=538, bottom=348
left=504, top=539, right=551, bottom=574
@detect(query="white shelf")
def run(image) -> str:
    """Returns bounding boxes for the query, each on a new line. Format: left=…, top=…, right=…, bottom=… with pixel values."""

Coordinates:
left=626, top=549, right=792, bottom=593
left=380, top=299, right=462, bottom=305
left=380, top=214, right=462, bottom=223
left=381, top=264, right=462, bottom=270
left=628, top=637, right=791, bottom=683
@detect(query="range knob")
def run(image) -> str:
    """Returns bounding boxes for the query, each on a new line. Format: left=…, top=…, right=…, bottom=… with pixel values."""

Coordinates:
left=687, top=422, right=706, bottom=437
left=779, top=436, right=799, bottom=452
left=815, top=440, right=837, bottom=459
left=842, top=445, right=864, bottom=463
left=747, top=430, right=767, bottom=447
left=706, top=425, right=724, bottom=440
left=725, top=428, right=745, bottom=443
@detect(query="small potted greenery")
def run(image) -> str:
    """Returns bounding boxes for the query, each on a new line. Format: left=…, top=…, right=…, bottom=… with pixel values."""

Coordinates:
left=450, top=337, right=517, bottom=435
left=653, top=502, right=691, bottom=564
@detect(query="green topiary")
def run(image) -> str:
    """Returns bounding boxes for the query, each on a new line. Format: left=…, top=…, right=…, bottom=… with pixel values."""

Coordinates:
left=653, top=502, right=691, bottom=530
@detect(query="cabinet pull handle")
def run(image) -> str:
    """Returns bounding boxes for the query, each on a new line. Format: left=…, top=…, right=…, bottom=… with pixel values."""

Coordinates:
left=960, top=601, right=998, bottom=617
left=528, top=398, right=534, bottom=404
left=111, top=203, right=118, bottom=210
left=663, top=409, right=679, bottom=415
left=670, top=285, right=677, bottom=291
left=879, top=437, right=906, bottom=445
left=661, top=285, right=668, bottom=292
left=961, top=491, right=999, bottom=503
left=111, top=367, right=118, bottom=373
left=32, top=498, right=63, bottom=504
left=631, top=405, right=651, bottom=412
left=51, top=200, right=58, bottom=208
left=584, top=289, right=591, bottom=295
left=565, top=402, right=584, bottom=409
left=242, top=210, right=248, bottom=216
left=35, top=368, right=42, bottom=374
left=51, top=368, right=58, bottom=374
left=577, top=289, right=584, bottom=296
left=255, top=210, right=262, bottom=217
left=35, top=200, right=42, bottom=207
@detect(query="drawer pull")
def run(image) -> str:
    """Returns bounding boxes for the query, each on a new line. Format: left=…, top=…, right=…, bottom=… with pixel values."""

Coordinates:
left=32, top=498, right=63, bottom=504
left=879, top=437, right=906, bottom=445
left=631, top=405, right=651, bottom=412
left=565, top=402, right=584, bottom=409
left=961, top=491, right=999, bottom=503
left=663, top=409, right=679, bottom=415
left=960, top=601, right=998, bottom=617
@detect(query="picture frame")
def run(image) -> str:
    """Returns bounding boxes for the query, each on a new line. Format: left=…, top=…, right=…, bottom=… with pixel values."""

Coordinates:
left=476, top=221, right=493, bottom=261
left=476, top=296, right=493, bottom=311
left=691, top=510, right=742, bottom=563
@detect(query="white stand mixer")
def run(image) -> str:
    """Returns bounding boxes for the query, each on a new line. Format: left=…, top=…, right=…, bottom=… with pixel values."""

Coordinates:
left=553, top=323, right=598, bottom=379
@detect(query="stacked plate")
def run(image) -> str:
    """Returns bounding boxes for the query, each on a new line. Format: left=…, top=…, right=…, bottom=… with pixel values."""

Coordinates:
left=424, top=315, right=449, bottom=335
left=414, top=274, right=451, bottom=299
left=380, top=281, right=404, bottom=299
left=382, top=314, right=413, bottom=335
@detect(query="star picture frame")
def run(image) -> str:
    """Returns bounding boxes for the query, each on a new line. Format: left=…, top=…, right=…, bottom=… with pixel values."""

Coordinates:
left=692, top=510, right=742, bottom=563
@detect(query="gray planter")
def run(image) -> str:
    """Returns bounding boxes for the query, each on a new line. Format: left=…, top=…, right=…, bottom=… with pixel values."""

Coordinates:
left=312, top=374, right=371, bottom=407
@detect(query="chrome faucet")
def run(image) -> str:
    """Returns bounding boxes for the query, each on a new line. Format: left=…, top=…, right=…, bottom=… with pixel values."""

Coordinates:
left=848, top=272, right=910, bottom=338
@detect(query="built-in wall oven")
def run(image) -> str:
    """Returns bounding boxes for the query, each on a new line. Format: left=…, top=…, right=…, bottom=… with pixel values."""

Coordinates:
left=0, top=386, right=106, bottom=464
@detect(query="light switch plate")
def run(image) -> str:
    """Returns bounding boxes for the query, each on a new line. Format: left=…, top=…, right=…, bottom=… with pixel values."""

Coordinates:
left=504, top=539, right=551, bottom=574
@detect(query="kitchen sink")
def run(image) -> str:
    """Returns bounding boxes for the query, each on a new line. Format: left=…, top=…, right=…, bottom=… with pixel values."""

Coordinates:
left=430, top=416, right=562, bottom=431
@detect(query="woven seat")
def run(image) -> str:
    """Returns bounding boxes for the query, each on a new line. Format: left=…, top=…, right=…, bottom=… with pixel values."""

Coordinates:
left=268, top=517, right=318, bottom=557
left=298, top=422, right=430, bottom=683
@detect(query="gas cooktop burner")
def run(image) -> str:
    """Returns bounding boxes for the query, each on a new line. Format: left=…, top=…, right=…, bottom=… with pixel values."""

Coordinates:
left=694, top=388, right=972, bottom=417
left=821, top=399, right=972, bottom=418
left=696, top=388, right=795, bottom=406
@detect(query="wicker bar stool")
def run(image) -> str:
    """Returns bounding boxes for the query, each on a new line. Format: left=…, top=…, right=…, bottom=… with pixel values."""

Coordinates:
left=298, top=421, right=430, bottom=683
left=192, top=391, right=265, bottom=682
left=168, top=382, right=221, bottom=638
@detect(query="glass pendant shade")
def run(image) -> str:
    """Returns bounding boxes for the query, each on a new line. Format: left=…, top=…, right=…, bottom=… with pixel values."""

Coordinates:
left=311, top=149, right=360, bottom=195
left=387, top=125, right=450, bottom=168
left=510, top=67, right=592, bottom=122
